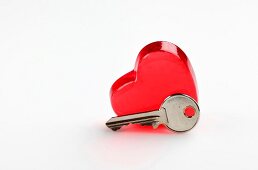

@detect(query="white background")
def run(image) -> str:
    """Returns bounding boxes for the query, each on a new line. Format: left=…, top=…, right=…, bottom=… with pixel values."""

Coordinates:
left=0, top=0, right=258, bottom=169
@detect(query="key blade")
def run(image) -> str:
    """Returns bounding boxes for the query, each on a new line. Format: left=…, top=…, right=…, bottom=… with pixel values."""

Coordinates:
left=106, top=115, right=159, bottom=131
left=106, top=110, right=162, bottom=131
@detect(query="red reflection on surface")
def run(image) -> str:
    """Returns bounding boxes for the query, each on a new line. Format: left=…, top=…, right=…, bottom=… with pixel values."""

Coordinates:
left=120, top=124, right=174, bottom=134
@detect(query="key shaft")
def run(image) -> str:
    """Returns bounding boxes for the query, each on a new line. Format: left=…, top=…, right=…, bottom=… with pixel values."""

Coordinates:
left=106, top=109, right=166, bottom=131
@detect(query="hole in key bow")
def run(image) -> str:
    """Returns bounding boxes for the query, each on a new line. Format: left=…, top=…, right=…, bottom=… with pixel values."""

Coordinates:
left=184, top=106, right=196, bottom=118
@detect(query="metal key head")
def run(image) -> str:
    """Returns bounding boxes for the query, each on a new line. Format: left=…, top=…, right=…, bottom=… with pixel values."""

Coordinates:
left=161, top=94, right=200, bottom=132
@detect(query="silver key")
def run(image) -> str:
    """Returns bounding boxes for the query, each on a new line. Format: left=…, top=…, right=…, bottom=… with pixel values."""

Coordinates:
left=106, top=94, right=200, bottom=132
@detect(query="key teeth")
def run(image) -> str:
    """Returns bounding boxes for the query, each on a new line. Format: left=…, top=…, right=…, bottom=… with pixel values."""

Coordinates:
left=106, top=122, right=129, bottom=131
left=111, top=127, right=121, bottom=131
left=152, top=122, right=160, bottom=129
left=141, top=123, right=153, bottom=126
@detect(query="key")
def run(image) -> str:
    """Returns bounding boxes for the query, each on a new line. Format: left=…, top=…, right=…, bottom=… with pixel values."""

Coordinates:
left=106, top=94, right=200, bottom=132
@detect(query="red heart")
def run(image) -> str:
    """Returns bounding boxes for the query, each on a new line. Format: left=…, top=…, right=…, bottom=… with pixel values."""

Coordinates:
left=110, top=41, right=198, bottom=116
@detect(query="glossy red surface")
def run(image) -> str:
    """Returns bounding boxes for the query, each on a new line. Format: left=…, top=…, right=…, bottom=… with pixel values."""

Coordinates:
left=110, top=41, right=198, bottom=116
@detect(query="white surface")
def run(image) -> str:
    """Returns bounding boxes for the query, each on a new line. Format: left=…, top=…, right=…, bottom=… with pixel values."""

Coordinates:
left=0, top=0, right=258, bottom=169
